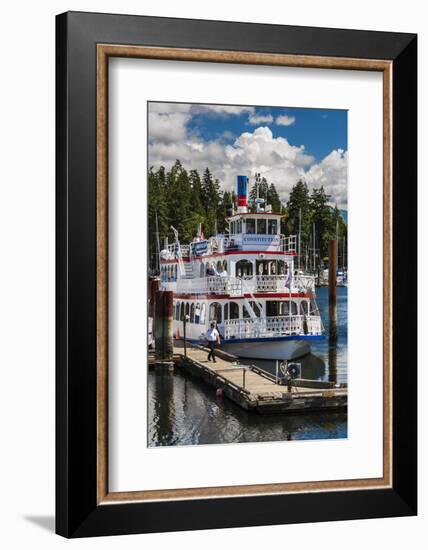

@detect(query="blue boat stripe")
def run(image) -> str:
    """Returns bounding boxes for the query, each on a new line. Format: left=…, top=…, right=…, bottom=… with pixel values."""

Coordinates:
left=176, top=335, right=324, bottom=344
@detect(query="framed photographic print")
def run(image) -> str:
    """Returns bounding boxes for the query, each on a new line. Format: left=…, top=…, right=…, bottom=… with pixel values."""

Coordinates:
left=56, top=11, right=417, bottom=537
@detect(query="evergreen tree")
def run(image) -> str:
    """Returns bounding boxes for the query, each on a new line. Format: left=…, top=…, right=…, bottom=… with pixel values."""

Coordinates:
left=267, top=183, right=282, bottom=213
left=148, top=166, right=168, bottom=272
left=310, top=186, right=336, bottom=260
left=201, top=168, right=222, bottom=236
left=286, top=180, right=311, bottom=245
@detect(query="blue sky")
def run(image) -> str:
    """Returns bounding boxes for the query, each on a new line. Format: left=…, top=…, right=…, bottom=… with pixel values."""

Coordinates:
left=188, top=106, right=347, bottom=164
left=148, top=102, right=348, bottom=207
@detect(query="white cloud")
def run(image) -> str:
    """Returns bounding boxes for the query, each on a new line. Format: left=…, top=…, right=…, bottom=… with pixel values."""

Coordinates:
left=148, top=102, right=253, bottom=145
left=276, top=114, right=296, bottom=126
left=148, top=105, right=347, bottom=207
left=248, top=113, right=273, bottom=125
left=220, top=130, right=235, bottom=141
left=148, top=111, right=191, bottom=143
left=306, top=149, right=348, bottom=207
left=193, top=105, right=254, bottom=116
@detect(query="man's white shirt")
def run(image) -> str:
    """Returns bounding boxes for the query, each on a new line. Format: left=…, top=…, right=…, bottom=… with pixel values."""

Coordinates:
left=206, top=328, right=219, bottom=342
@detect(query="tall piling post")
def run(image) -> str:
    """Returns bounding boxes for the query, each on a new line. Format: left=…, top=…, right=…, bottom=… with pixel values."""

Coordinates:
left=183, top=314, right=188, bottom=358
left=154, top=290, right=174, bottom=365
left=148, top=277, right=159, bottom=319
left=328, top=239, right=338, bottom=344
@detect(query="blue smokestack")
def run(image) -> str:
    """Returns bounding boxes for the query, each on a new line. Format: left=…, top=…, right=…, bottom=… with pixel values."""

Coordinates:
left=237, top=175, right=247, bottom=207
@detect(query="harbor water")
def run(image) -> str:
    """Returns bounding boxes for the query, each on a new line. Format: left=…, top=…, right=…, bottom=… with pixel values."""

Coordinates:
left=148, top=286, right=347, bottom=447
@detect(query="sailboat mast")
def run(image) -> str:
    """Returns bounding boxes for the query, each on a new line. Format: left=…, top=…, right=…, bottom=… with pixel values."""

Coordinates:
left=313, top=222, right=316, bottom=273
left=155, top=211, right=161, bottom=274
left=298, top=207, right=302, bottom=271
left=344, top=233, right=347, bottom=270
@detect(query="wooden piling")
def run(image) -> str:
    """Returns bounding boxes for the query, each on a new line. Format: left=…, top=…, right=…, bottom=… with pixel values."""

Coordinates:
left=154, top=290, right=174, bottom=362
left=328, top=239, right=338, bottom=344
left=148, top=277, right=159, bottom=319
left=183, top=315, right=188, bottom=357
left=328, top=345, right=338, bottom=384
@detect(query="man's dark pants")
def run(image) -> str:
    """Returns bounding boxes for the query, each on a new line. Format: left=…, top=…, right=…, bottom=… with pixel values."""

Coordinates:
left=208, top=341, right=216, bottom=362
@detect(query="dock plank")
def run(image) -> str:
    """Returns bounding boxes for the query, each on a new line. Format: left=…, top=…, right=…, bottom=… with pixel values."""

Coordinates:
left=173, top=344, right=347, bottom=414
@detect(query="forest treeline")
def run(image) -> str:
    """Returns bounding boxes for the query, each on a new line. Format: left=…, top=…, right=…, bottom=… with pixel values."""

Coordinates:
left=148, top=160, right=347, bottom=272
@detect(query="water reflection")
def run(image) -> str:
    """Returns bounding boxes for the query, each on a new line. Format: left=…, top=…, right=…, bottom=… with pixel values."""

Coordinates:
left=148, top=369, right=347, bottom=447
left=147, top=286, right=347, bottom=447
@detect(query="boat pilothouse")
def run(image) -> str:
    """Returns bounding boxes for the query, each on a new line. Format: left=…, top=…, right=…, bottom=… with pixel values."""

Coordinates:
left=159, top=174, right=324, bottom=360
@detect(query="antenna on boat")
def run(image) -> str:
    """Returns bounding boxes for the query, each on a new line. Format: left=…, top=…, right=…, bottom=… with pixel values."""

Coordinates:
left=254, top=173, right=265, bottom=212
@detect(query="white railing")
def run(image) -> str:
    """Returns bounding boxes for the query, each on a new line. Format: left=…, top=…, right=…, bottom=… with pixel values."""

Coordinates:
left=224, top=315, right=323, bottom=339
left=176, top=276, right=243, bottom=296
left=172, top=274, right=316, bottom=295
left=242, top=274, right=315, bottom=293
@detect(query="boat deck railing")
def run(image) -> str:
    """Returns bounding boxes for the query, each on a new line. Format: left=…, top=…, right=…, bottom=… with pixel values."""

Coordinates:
left=223, top=315, right=323, bottom=340
left=172, top=274, right=315, bottom=295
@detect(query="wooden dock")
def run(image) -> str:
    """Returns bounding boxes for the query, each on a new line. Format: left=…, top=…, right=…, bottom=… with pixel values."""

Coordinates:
left=169, top=344, right=347, bottom=414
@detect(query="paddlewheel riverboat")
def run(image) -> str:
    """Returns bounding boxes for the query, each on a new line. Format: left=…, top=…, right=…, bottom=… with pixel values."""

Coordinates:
left=159, top=175, right=324, bottom=360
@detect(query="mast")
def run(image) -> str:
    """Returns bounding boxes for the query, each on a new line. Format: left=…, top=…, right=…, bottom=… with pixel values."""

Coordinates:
left=312, top=222, right=316, bottom=274
left=298, top=207, right=302, bottom=271
left=336, top=218, right=339, bottom=269
left=344, top=234, right=347, bottom=270
left=155, top=211, right=161, bottom=274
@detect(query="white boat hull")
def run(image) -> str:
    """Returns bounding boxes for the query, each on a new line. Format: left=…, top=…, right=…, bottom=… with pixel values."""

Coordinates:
left=221, top=338, right=310, bottom=360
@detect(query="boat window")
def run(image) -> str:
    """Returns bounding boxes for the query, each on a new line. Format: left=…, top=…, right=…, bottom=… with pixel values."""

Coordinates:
left=180, top=302, right=185, bottom=321
left=277, top=260, right=286, bottom=275
left=200, top=303, right=206, bottom=324
left=266, top=301, right=277, bottom=317
left=200, top=262, right=205, bottom=277
left=209, top=302, right=222, bottom=324
left=195, top=302, right=201, bottom=324
left=268, top=219, right=278, bottom=234
left=224, top=301, right=239, bottom=320
left=246, top=219, right=256, bottom=234
left=267, top=301, right=290, bottom=316
left=237, top=220, right=242, bottom=233
left=290, top=301, right=298, bottom=315
left=217, top=260, right=223, bottom=272
left=279, top=302, right=289, bottom=315
left=256, top=218, right=267, bottom=234
left=256, top=260, right=269, bottom=275
left=175, top=301, right=180, bottom=320
left=236, top=259, right=253, bottom=277
left=185, top=303, right=190, bottom=319
left=300, top=301, right=309, bottom=315
left=190, top=303, right=195, bottom=323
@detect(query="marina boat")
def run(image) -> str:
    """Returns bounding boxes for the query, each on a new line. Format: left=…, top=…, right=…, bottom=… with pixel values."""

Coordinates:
left=321, top=268, right=348, bottom=287
left=158, top=175, right=324, bottom=360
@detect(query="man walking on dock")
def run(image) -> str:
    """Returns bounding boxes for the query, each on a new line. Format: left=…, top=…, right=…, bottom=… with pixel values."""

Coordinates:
left=206, top=322, right=220, bottom=363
